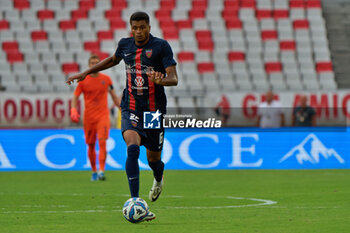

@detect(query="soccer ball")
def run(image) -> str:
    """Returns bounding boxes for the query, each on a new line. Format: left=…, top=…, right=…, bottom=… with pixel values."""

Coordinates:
left=122, top=197, right=149, bottom=223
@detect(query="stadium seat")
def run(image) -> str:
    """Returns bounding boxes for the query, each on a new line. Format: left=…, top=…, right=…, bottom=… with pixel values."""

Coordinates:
left=7, top=52, right=23, bottom=63
left=71, top=9, right=89, bottom=21
left=316, top=62, right=333, bottom=73
left=2, top=41, right=19, bottom=53
left=177, top=51, right=195, bottom=62
left=265, top=62, right=283, bottom=73
left=59, top=20, right=76, bottom=31
left=197, top=62, right=215, bottom=73
left=228, top=51, right=245, bottom=62
left=31, top=31, right=48, bottom=41
left=37, top=9, right=55, bottom=21
left=14, top=0, right=30, bottom=10
left=62, top=63, right=79, bottom=74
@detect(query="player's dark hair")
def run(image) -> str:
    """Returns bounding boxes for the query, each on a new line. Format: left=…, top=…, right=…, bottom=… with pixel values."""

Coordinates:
left=130, top=11, right=150, bottom=25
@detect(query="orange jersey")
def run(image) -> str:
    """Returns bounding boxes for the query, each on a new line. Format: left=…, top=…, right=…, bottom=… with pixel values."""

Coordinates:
left=74, top=73, right=112, bottom=124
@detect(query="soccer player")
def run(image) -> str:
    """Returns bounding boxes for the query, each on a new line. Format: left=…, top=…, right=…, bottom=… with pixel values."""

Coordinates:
left=66, top=12, right=178, bottom=221
left=70, top=54, right=120, bottom=181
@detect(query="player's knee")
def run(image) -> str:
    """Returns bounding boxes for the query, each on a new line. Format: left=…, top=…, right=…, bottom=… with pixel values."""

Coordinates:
left=127, top=144, right=140, bottom=160
left=88, top=143, right=95, bottom=151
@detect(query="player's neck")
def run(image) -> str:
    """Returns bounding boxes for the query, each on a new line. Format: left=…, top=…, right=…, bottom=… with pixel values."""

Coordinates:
left=90, top=72, right=99, bottom=77
left=135, top=36, right=150, bottom=47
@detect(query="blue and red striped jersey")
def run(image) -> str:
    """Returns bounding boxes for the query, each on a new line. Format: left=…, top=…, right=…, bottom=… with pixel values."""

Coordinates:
left=115, top=34, right=177, bottom=113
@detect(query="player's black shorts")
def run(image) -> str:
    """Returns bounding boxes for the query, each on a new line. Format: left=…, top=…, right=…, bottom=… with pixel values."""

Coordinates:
left=121, top=109, right=164, bottom=152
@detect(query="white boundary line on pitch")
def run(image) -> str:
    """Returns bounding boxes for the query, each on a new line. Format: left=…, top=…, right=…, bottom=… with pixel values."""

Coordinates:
left=0, top=196, right=277, bottom=214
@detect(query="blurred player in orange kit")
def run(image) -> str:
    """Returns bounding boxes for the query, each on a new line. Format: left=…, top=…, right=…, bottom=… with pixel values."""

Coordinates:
left=70, top=54, right=120, bottom=181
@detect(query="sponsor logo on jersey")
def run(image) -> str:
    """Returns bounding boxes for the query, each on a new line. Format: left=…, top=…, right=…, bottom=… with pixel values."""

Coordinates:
left=134, top=76, right=144, bottom=87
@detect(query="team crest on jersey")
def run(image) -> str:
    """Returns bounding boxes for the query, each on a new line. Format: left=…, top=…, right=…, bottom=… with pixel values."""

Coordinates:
left=134, top=76, right=144, bottom=87
left=145, top=49, right=152, bottom=58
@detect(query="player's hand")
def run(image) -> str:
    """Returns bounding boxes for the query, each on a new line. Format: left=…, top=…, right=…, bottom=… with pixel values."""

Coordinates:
left=70, top=108, right=80, bottom=123
left=66, top=73, right=87, bottom=85
left=147, top=70, right=164, bottom=85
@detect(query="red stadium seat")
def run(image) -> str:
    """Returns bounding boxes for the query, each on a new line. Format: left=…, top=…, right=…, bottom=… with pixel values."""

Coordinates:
left=198, top=40, right=214, bottom=51
left=316, top=62, right=333, bottom=72
left=176, top=20, right=192, bottom=29
left=261, top=30, right=278, bottom=40
left=241, top=0, right=256, bottom=9
left=160, top=0, right=175, bottom=10
left=84, top=41, right=100, bottom=52
left=79, top=0, right=95, bottom=10
left=97, top=30, right=114, bottom=41
left=62, top=63, right=79, bottom=74
left=196, top=30, right=211, bottom=40
left=228, top=51, right=245, bottom=62
left=162, top=29, right=179, bottom=40
left=265, top=62, right=282, bottom=73
left=71, top=9, right=88, bottom=21
left=189, top=9, right=205, bottom=19
left=37, top=9, right=55, bottom=21
left=256, top=10, right=272, bottom=20
left=2, top=41, right=19, bottom=52
left=59, top=20, right=76, bottom=31
left=224, top=0, right=239, bottom=10
left=192, top=0, right=208, bottom=11
left=155, top=9, right=172, bottom=20
left=274, top=10, right=289, bottom=19
left=31, top=30, right=48, bottom=41
left=225, top=19, right=242, bottom=29
left=222, top=10, right=239, bottom=21
left=0, top=20, right=9, bottom=30
left=14, top=0, right=30, bottom=10
left=111, top=0, right=127, bottom=9
left=293, top=19, right=309, bottom=29
left=198, top=62, right=215, bottom=73
left=177, top=52, right=195, bottom=62
left=109, top=19, right=126, bottom=29
left=105, top=9, right=122, bottom=21
left=159, top=19, right=176, bottom=30
left=307, top=0, right=321, bottom=8
left=290, top=0, right=305, bottom=8
left=7, top=52, right=24, bottom=64
left=280, top=41, right=296, bottom=51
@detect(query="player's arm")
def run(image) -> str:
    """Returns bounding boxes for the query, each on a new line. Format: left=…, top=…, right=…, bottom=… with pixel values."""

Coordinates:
left=147, top=65, right=178, bottom=86
left=66, top=56, right=122, bottom=85
left=70, top=93, right=80, bottom=123
left=109, top=86, right=121, bottom=109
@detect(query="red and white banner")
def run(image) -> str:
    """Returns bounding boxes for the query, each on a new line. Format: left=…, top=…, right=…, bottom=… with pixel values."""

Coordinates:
left=0, top=94, right=82, bottom=127
left=1, top=91, right=350, bottom=127
left=204, top=91, right=350, bottom=126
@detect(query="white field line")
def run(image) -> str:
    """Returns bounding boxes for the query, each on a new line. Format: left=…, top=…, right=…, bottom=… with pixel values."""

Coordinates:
left=0, top=195, right=277, bottom=214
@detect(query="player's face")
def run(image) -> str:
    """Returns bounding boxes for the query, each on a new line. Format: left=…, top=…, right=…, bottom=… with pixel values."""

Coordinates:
left=89, top=58, right=100, bottom=68
left=131, top=20, right=150, bottom=45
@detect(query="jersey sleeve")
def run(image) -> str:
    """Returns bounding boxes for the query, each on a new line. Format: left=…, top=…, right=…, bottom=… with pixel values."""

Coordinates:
left=161, top=40, right=177, bottom=69
left=114, top=38, right=125, bottom=59
left=106, top=75, right=114, bottom=90
left=74, top=82, right=83, bottom=96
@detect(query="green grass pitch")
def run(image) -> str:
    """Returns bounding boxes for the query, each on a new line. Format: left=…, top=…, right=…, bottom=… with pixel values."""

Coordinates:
left=0, top=170, right=349, bottom=233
